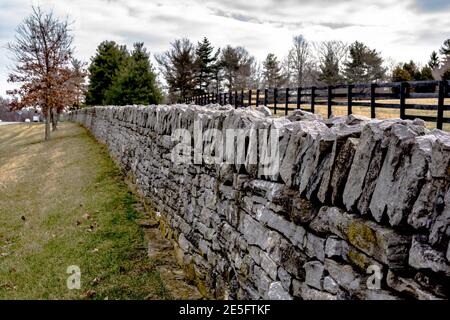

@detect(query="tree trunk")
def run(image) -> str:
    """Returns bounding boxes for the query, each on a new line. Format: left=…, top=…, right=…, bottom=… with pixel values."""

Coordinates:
left=45, top=109, right=51, bottom=141
left=51, top=108, right=58, bottom=131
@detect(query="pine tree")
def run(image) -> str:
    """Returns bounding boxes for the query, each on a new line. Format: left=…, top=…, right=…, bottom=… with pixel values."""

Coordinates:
left=439, top=39, right=450, bottom=59
left=105, top=43, right=162, bottom=105
left=428, top=51, right=440, bottom=69
left=194, top=37, right=219, bottom=94
left=343, top=41, right=386, bottom=83
left=219, top=46, right=254, bottom=91
left=317, top=41, right=347, bottom=86
left=85, top=41, right=129, bottom=105
left=155, top=38, right=197, bottom=102
left=262, top=53, right=284, bottom=88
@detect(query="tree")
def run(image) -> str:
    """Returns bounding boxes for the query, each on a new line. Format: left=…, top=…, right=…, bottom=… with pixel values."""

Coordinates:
left=105, top=43, right=162, bottom=105
left=429, top=51, right=440, bottom=69
left=156, top=38, right=196, bottom=102
left=439, top=39, right=450, bottom=59
left=343, top=41, right=386, bottom=84
left=443, top=69, right=450, bottom=81
left=392, top=65, right=413, bottom=82
left=286, top=35, right=313, bottom=87
left=317, top=41, right=347, bottom=86
left=262, top=53, right=285, bottom=88
left=194, top=37, right=220, bottom=94
left=7, top=6, right=77, bottom=140
left=85, top=41, right=128, bottom=105
left=219, top=46, right=254, bottom=91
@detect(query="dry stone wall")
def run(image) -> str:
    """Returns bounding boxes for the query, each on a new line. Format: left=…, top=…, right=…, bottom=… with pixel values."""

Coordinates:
left=69, top=104, right=450, bottom=300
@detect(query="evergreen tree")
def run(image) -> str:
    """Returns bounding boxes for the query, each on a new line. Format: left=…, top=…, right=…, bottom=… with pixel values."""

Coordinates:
left=155, top=38, right=197, bottom=102
left=428, top=51, right=440, bottom=69
left=85, top=41, right=129, bottom=105
left=105, top=43, right=162, bottom=105
left=343, top=41, right=386, bottom=83
left=439, top=39, right=450, bottom=59
left=219, top=46, right=254, bottom=91
left=443, top=69, right=450, bottom=81
left=262, top=53, right=284, bottom=88
left=317, top=41, right=347, bottom=86
left=194, top=37, right=220, bottom=94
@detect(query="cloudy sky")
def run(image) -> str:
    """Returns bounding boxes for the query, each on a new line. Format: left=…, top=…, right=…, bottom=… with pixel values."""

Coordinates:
left=1, top=0, right=450, bottom=97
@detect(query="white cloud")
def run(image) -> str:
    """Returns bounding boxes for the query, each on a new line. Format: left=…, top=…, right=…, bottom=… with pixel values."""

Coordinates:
left=1, top=0, right=449, bottom=97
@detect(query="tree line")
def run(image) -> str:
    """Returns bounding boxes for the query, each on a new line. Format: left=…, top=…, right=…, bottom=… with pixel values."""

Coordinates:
left=153, top=36, right=450, bottom=102
left=5, top=6, right=450, bottom=140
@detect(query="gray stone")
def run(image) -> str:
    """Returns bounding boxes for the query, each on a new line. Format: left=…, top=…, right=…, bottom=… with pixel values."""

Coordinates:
left=386, top=270, right=443, bottom=300
left=260, top=251, right=278, bottom=280
left=304, top=261, right=325, bottom=290
left=316, top=206, right=410, bottom=269
left=305, top=232, right=326, bottom=261
left=343, top=120, right=395, bottom=212
left=408, top=237, right=450, bottom=276
left=257, top=207, right=305, bottom=248
left=277, top=267, right=292, bottom=292
left=323, top=276, right=339, bottom=294
left=370, top=127, right=430, bottom=225
left=266, top=282, right=293, bottom=300
left=293, top=281, right=337, bottom=300
left=363, top=289, right=402, bottom=300
left=325, top=236, right=348, bottom=258
left=254, top=265, right=271, bottom=296
left=324, top=259, right=361, bottom=293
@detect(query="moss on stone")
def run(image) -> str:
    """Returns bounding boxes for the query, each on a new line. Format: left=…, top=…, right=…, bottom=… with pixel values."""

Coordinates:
left=347, top=221, right=377, bottom=251
left=347, top=249, right=370, bottom=271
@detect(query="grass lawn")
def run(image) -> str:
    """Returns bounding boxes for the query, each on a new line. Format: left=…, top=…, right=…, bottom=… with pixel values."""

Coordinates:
left=0, top=122, right=197, bottom=300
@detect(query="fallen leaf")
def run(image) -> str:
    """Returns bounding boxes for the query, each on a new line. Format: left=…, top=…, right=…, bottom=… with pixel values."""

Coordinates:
left=80, top=290, right=96, bottom=299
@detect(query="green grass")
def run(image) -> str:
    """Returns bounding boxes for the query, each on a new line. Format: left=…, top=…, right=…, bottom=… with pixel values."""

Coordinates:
left=0, top=123, right=172, bottom=300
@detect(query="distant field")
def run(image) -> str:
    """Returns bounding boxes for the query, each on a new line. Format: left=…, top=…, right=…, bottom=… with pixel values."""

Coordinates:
left=260, top=98, right=450, bottom=131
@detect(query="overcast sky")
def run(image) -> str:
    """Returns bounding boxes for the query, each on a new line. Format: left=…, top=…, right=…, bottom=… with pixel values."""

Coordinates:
left=1, top=0, right=450, bottom=97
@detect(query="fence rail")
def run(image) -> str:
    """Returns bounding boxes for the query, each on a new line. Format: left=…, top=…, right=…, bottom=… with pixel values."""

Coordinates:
left=184, top=80, right=450, bottom=130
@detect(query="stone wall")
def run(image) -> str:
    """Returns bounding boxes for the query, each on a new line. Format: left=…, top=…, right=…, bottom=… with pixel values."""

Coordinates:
left=69, top=104, right=450, bottom=300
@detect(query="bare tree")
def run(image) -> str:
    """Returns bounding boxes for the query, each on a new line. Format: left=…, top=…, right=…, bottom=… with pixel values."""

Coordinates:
left=7, top=6, right=77, bottom=140
left=287, top=35, right=313, bottom=87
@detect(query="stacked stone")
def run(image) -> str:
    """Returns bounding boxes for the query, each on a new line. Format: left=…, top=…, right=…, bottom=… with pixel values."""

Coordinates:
left=68, top=104, right=450, bottom=300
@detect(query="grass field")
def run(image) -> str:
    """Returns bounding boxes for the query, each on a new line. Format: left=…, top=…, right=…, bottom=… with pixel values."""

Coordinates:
left=0, top=122, right=199, bottom=300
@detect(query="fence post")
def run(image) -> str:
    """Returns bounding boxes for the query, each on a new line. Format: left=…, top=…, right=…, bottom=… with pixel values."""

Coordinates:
left=274, top=88, right=278, bottom=115
left=234, top=90, right=238, bottom=108
left=327, top=86, right=333, bottom=118
left=370, top=83, right=376, bottom=118
left=437, top=80, right=446, bottom=130
left=256, top=89, right=260, bottom=107
left=240, top=90, right=244, bottom=107
left=285, top=88, right=290, bottom=115
left=311, top=86, right=316, bottom=114
left=264, top=89, right=268, bottom=106
left=400, top=82, right=407, bottom=120
left=347, top=85, right=353, bottom=115
left=297, top=87, right=302, bottom=110
left=248, top=90, right=252, bottom=107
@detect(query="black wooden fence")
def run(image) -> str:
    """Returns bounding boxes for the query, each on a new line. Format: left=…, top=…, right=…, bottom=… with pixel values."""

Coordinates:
left=184, top=80, right=450, bottom=130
